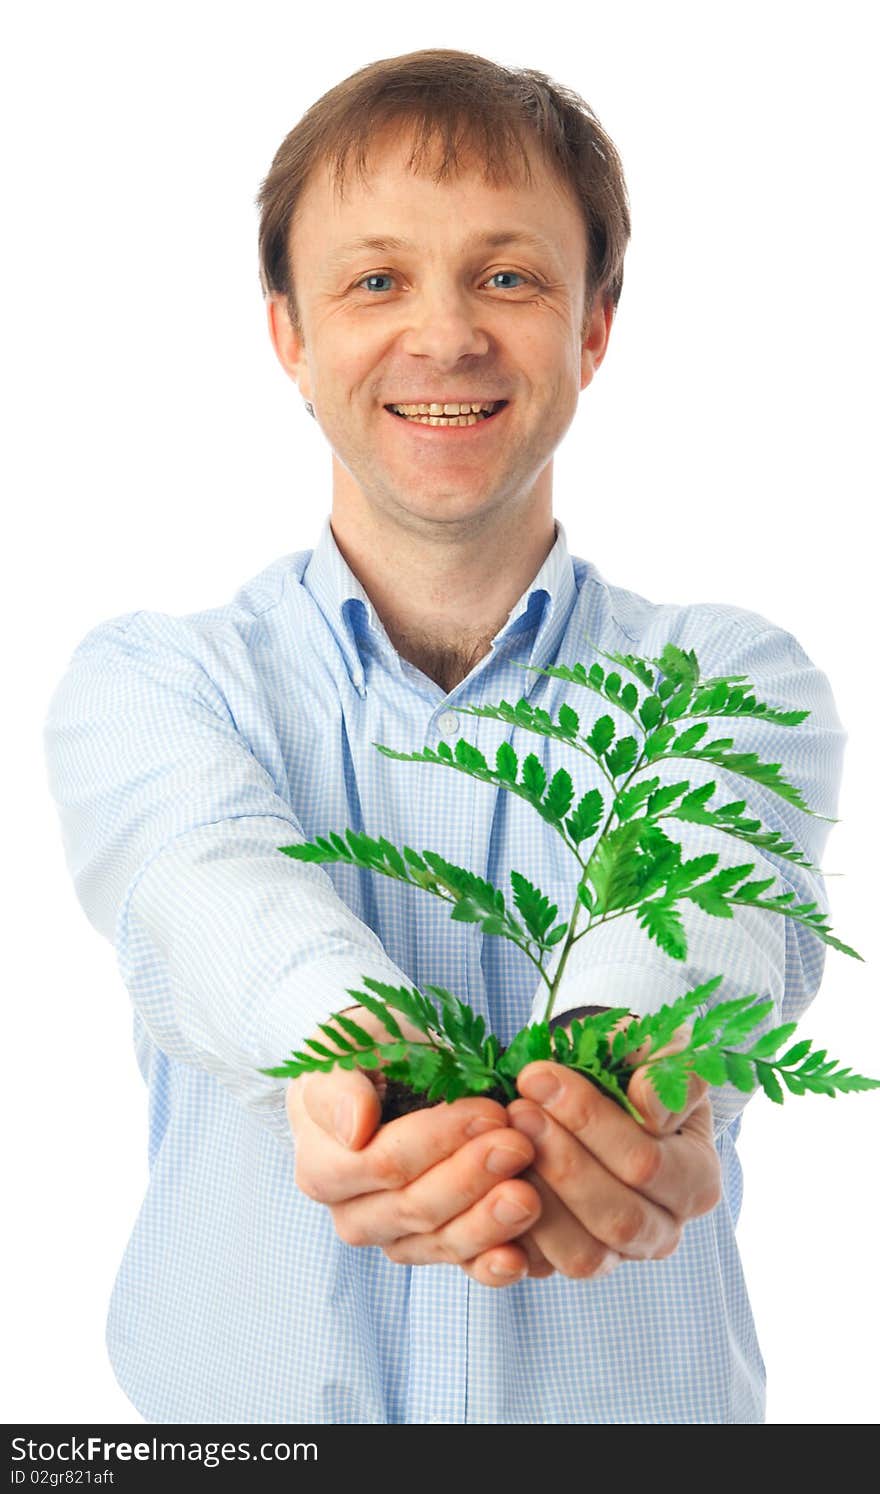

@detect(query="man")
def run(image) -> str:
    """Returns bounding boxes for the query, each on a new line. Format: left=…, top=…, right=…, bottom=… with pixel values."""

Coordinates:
left=44, top=49, right=845, bottom=1423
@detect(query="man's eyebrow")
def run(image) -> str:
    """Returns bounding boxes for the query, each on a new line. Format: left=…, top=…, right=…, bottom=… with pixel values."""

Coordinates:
left=325, top=229, right=564, bottom=268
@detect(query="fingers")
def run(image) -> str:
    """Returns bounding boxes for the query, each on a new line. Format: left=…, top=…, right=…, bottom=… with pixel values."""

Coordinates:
left=514, top=1038, right=719, bottom=1220
left=507, top=1097, right=682, bottom=1259
left=460, top=1244, right=532, bottom=1288
left=459, top=1170, right=620, bottom=1285
left=456, top=1225, right=556, bottom=1287
left=289, top=1068, right=511, bottom=1206
left=510, top=1165, right=624, bottom=1279
left=513, top=1229, right=557, bottom=1278
left=333, top=1128, right=537, bottom=1247
left=381, top=1175, right=541, bottom=1263
left=287, top=1000, right=441, bottom=1153
left=625, top=1024, right=710, bottom=1135
left=289, top=1064, right=383, bottom=1151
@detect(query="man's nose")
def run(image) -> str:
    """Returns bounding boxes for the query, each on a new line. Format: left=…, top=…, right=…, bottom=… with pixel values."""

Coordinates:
left=398, top=282, right=491, bottom=363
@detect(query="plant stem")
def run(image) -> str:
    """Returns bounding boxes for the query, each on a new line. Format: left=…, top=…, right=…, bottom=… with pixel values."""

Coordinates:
left=541, top=738, right=652, bottom=1025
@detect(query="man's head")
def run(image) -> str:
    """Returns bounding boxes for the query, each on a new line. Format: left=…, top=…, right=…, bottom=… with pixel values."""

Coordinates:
left=257, top=49, right=631, bottom=538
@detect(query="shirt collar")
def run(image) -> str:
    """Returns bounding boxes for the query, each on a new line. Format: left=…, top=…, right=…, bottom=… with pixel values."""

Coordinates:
left=302, top=513, right=577, bottom=699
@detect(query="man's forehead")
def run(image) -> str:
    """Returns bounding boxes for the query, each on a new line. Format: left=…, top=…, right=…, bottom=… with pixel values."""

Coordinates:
left=323, top=228, right=569, bottom=271
left=296, top=132, right=581, bottom=266
left=315, top=117, right=537, bottom=195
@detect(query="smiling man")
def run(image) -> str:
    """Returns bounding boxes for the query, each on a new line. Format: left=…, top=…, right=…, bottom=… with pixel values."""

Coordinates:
left=265, top=112, right=611, bottom=695
left=44, top=49, right=846, bottom=1425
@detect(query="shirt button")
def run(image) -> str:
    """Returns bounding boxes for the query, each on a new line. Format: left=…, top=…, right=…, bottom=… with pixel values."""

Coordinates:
left=437, top=710, right=460, bottom=737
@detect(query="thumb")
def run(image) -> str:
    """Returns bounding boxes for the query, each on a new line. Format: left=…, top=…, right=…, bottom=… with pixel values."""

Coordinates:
left=627, top=1023, right=707, bottom=1133
left=301, top=1064, right=382, bottom=1150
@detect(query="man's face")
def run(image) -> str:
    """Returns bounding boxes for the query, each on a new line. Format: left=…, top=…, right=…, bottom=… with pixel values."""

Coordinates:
left=268, top=125, right=612, bottom=531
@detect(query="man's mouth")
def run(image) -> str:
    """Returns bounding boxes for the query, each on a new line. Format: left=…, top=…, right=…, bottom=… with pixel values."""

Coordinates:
left=384, top=400, right=508, bottom=427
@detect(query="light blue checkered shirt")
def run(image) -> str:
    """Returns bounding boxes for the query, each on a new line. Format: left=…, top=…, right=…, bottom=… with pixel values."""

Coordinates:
left=43, top=515, right=846, bottom=1424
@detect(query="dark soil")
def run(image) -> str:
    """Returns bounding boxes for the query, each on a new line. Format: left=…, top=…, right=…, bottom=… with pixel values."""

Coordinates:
left=378, top=1005, right=613, bottom=1124
left=379, top=1076, right=508, bottom=1122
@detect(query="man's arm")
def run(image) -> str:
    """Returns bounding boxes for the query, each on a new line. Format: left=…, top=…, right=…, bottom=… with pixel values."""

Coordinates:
left=42, top=607, right=426, bottom=1141
left=43, top=606, right=549, bottom=1280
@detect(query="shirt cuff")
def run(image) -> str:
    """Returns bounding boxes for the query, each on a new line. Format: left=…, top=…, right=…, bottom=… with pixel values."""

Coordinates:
left=528, top=960, right=697, bottom=1027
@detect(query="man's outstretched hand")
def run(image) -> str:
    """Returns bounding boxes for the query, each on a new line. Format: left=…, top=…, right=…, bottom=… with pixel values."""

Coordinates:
left=482, top=1021, right=723, bottom=1284
left=285, top=1005, right=545, bottom=1288
left=286, top=1008, right=722, bottom=1289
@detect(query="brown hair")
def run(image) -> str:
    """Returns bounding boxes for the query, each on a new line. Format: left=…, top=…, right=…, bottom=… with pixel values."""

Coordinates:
left=255, top=48, right=631, bottom=338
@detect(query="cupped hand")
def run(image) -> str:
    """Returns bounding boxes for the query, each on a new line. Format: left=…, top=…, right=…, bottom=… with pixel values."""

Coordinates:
left=499, top=1019, right=723, bottom=1282
left=285, top=1005, right=543, bottom=1287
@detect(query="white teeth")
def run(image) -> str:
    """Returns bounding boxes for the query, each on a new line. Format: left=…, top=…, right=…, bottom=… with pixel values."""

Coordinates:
left=389, top=400, right=500, bottom=417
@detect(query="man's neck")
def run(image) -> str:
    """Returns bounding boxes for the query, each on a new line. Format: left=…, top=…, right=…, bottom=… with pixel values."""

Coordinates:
left=328, top=499, right=557, bottom=694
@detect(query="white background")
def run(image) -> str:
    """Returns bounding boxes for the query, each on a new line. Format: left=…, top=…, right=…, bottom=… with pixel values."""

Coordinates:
left=4, top=0, right=878, bottom=1426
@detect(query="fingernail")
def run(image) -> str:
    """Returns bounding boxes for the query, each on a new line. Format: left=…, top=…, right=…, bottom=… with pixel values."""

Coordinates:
left=465, top=1115, right=500, bottom=1138
left=485, top=1144, right=529, bottom=1175
left=595, top=1251, right=622, bottom=1278
left=520, top=1070, right=562, bottom=1105
left=334, top=1097, right=355, bottom=1147
left=489, top=1262, right=526, bottom=1281
left=492, top=1196, right=535, bottom=1225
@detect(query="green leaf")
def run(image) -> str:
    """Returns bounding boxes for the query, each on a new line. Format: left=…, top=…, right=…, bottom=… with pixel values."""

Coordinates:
left=587, top=715, right=616, bottom=756
left=643, top=1057, right=690, bottom=1113
left=380, top=986, right=436, bottom=1035
left=552, top=1025, right=572, bottom=1063
left=496, top=741, right=518, bottom=783
left=718, top=997, right=775, bottom=1046
left=638, top=900, right=688, bottom=960
left=318, top=1022, right=354, bottom=1053
left=303, top=1037, right=338, bottom=1059
left=545, top=767, right=575, bottom=820
left=545, top=922, right=569, bottom=947
left=778, top=1039, right=813, bottom=1067
left=723, top=1051, right=757, bottom=1093
left=455, top=738, right=490, bottom=775
left=450, top=898, right=483, bottom=923
left=780, top=1068, right=807, bottom=1095
left=575, top=1024, right=600, bottom=1065
left=692, top=1047, right=728, bottom=1086
left=605, top=736, right=639, bottom=776
left=756, top=1061, right=785, bottom=1104
left=522, top=753, right=547, bottom=800
left=351, top=989, right=405, bottom=1039
left=746, top=1022, right=799, bottom=1060
left=576, top=882, right=594, bottom=911
left=587, top=821, right=644, bottom=915
left=497, top=1022, right=552, bottom=1080
left=558, top=702, right=580, bottom=736
left=510, top=870, right=558, bottom=944
left=566, top=789, right=604, bottom=846
left=327, top=1012, right=375, bottom=1047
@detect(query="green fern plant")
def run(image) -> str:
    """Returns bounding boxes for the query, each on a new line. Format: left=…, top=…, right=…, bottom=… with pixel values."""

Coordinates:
left=260, top=639, right=876, bottom=1124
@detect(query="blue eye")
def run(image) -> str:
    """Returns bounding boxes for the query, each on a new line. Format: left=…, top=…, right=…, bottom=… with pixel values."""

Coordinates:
left=487, top=271, right=526, bottom=289
left=358, top=274, right=395, bottom=293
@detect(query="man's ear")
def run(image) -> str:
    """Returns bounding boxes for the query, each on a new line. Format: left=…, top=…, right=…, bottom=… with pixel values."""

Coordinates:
left=579, top=293, right=614, bottom=391
left=266, top=294, right=313, bottom=403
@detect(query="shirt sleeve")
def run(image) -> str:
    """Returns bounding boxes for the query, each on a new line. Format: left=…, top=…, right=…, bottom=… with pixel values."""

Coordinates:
left=526, top=615, right=848, bottom=1142
left=42, top=609, right=415, bottom=1143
